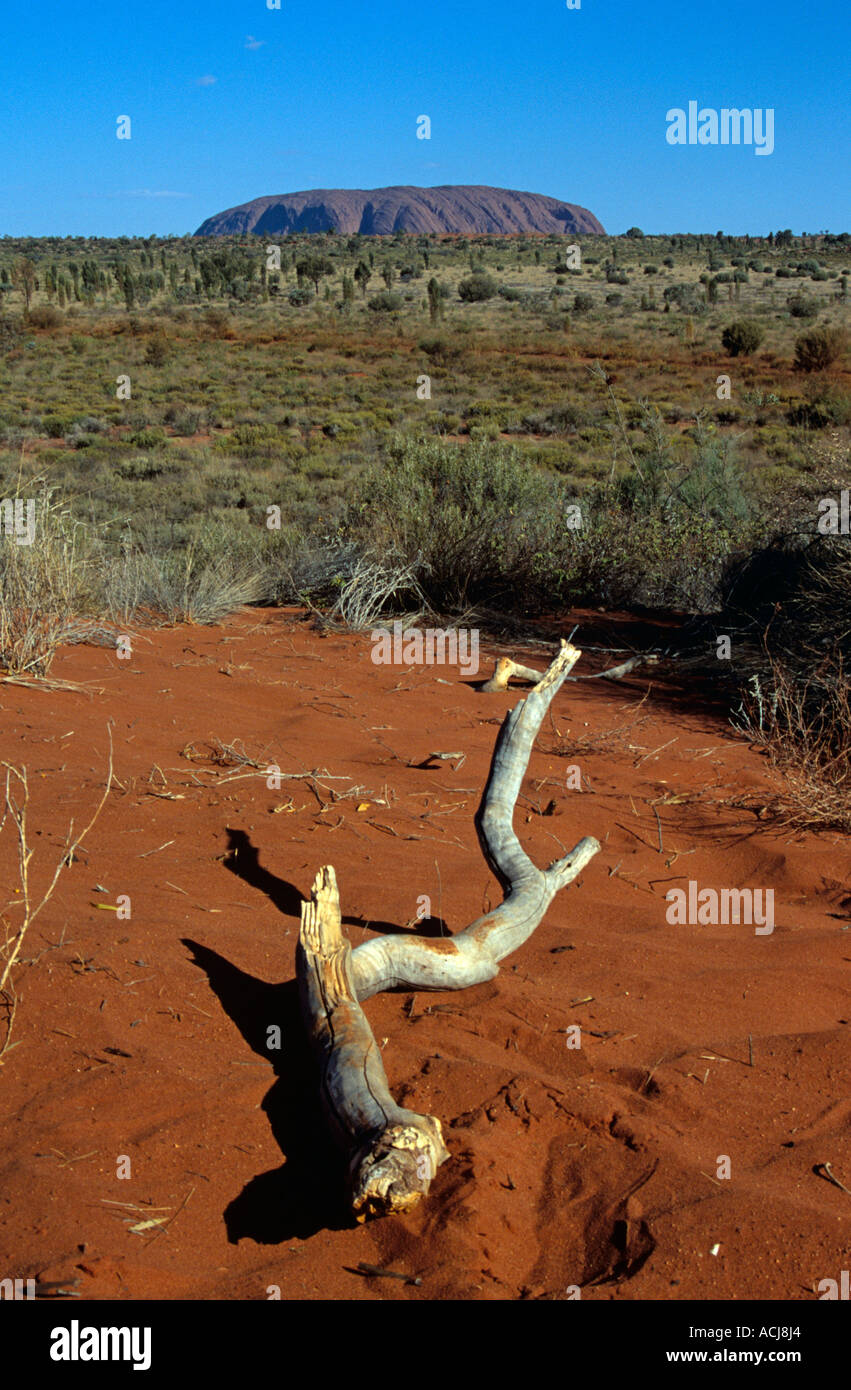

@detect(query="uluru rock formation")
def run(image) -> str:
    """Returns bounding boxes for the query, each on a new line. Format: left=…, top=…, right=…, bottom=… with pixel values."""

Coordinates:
left=194, top=185, right=606, bottom=237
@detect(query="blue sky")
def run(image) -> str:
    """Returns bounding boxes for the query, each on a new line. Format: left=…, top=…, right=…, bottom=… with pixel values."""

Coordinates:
left=0, top=0, right=847, bottom=237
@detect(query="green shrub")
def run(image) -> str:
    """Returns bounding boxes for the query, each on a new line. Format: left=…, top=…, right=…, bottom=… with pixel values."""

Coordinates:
left=457, top=273, right=498, bottom=303
left=128, top=427, right=166, bottom=448
left=144, top=334, right=169, bottom=366
left=721, top=320, right=763, bottom=356
left=348, top=436, right=573, bottom=609
left=164, top=406, right=205, bottom=435
left=367, top=291, right=403, bottom=312
left=418, top=336, right=466, bottom=368
left=203, top=308, right=230, bottom=334
left=787, top=292, right=819, bottom=319
left=43, top=415, right=73, bottom=439
left=665, top=283, right=705, bottom=314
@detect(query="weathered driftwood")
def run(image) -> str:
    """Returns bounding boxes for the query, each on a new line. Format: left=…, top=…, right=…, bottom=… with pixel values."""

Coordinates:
left=298, top=866, right=449, bottom=1221
left=481, top=650, right=659, bottom=691
left=480, top=655, right=545, bottom=691
left=297, top=640, right=600, bottom=1219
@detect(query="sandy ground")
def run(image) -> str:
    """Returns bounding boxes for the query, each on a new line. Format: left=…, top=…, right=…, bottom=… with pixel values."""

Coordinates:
left=0, top=608, right=849, bottom=1301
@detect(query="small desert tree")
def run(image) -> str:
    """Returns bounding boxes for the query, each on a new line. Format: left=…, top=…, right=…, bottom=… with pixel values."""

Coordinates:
left=296, top=255, right=334, bottom=296
left=12, top=257, right=36, bottom=311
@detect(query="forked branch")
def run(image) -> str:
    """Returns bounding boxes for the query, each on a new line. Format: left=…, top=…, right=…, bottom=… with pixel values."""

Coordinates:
left=297, top=640, right=600, bottom=1218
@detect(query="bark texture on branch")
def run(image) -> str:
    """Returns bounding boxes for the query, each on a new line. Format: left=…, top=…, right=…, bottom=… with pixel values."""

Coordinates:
left=297, top=639, right=600, bottom=1219
left=298, top=866, right=449, bottom=1221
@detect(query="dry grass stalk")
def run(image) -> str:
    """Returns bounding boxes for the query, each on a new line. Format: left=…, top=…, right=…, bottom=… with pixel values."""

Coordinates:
left=0, top=732, right=114, bottom=1060
left=734, top=656, right=851, bottom=832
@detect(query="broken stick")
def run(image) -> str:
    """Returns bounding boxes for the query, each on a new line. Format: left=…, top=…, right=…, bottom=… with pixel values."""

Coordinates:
left=297, top=640, right=600, bottom=1219
left=481, top=651, right=659, bottom=691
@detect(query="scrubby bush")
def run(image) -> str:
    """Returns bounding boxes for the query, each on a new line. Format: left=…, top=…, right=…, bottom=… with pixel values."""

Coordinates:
left=787, top=292, right=819, bottom=319
left=457, top=272, right=498, bottom=303
left=721, top=320, right=763, bottom=356
left=203, top=308, right=231, bottom=334
left=345, top=408, right=754, bottom=616
left=103, top=522, right=267, bottom=625
left=793, top=326, right=846, bottom=372
left=43, top=415, right=73, bottom=439
left=721, top=534, right=851, bottom=830
left=128, top=427, right=166, bottom=448
left=347, top=437, right=573, bottom=609
left=144, top=334, right=169, bottom=366
left=665, top=283, right=705, bottom=314
left=27, top=306, right=63, bottom=329
left=418, top=336, right=466, bottom=367
left=367, top=291, right=403, bottom=312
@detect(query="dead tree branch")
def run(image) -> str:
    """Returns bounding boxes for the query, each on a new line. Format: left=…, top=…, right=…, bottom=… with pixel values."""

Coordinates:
left=297, top=640, right=600, bottom=1219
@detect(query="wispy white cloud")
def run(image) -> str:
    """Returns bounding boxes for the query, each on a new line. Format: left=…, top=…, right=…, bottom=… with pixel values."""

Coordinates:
left=196, top=74, right=217, bottom=86
left=121, top=189, right=191, bottom=199
left=245, top=35, right=265, bottom=50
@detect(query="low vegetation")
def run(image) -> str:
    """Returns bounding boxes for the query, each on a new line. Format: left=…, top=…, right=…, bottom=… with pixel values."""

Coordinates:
left=0, top=226, right=848, bottom=822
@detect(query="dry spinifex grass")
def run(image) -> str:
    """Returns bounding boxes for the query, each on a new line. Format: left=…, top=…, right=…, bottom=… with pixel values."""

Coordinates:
left=734, top=657, right=851, bottom=833
left=0, top=736, right=113, bottom=1061
left=543, top=689, right=654, bottom=760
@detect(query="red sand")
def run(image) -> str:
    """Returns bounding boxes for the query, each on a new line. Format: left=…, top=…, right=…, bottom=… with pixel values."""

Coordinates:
left=1, top=609, right=849, bottom=1301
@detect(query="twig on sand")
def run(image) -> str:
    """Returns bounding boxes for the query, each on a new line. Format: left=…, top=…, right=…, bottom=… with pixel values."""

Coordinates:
left=355, top=1262, right=422, bottom=1286
left=817, top=1162, right=851, bottom=1196
left=1, top=730, right=114, bottom=1059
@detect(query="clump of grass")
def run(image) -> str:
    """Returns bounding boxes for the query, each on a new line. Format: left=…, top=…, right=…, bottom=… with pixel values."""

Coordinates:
left=259, top=527, right=360, bottom=607
left=104, top=524, right=267, bottom=625
left=0, top=486, right=106, bottom=676
left=329, top=553, right=428, bottom=631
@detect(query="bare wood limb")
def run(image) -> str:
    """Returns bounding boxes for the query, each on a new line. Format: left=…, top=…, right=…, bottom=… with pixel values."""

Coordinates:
left=297, top=641, right=600, bottom=1219
left=350, top=642, right=599, bottom=998
left=298, top=866, right=448, bottom=1220
left=480, top=651, right=659, bottom=691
